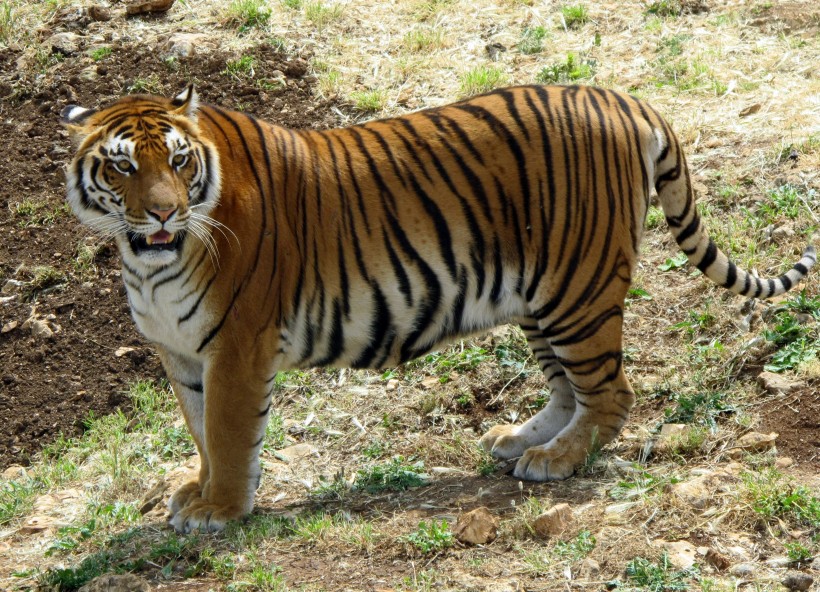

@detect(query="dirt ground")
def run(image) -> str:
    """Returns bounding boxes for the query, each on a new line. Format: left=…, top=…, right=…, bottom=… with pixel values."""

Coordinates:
left=0, top=40, right=339, bottom=469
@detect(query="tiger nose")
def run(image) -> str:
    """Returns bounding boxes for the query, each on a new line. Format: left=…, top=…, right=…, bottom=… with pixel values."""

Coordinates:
left=148, top=207, right=177, bottom=222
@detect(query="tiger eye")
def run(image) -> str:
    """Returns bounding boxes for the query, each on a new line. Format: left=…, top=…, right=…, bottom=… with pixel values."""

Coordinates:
left=172, top=153, right=189, bottom=168
left=114, top=160, right=134, bottom=174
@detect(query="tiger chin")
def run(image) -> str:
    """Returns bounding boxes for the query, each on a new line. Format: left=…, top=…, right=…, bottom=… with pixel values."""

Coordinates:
left=61, top=84, right=815, bottom=533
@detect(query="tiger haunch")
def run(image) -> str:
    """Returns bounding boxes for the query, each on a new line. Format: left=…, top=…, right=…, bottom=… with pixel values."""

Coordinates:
left=62, top=84, right=814, bottom=533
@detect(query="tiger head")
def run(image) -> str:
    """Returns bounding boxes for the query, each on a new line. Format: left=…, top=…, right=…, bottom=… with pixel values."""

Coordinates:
left=61, top=86, right=221, bottom=269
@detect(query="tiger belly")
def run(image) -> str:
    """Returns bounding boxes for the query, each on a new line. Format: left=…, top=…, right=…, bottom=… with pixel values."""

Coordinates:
left=278, top=267, right=531, bottom=371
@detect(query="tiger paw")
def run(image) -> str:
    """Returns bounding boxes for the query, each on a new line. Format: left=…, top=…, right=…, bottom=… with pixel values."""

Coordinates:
left=167, top=497, right=247, bottom=533
left=479, top=425, right=522, bottom=459
left=512, top=445, right=580, bottom=481
left=167, top=480, right=203, bottom=516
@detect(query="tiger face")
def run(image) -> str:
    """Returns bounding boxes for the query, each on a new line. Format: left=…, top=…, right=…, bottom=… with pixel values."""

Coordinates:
left=61, top=86, right=221, bottom=269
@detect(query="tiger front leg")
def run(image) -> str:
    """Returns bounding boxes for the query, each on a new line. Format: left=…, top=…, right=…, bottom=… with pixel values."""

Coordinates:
left=167, top=358, right=273, bottom=533
left=155, top=349, right=211, bottom=516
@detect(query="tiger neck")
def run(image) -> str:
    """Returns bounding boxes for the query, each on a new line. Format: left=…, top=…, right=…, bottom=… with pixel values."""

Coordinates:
left=120, top=235, right=217, bottom=356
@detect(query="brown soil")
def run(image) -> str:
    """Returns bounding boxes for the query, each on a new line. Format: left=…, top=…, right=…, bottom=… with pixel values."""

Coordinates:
left=0, top=42, right=338, bottom=470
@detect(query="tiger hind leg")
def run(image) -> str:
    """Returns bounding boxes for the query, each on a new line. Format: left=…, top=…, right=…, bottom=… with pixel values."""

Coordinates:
left=479, top=319, right=576, bottom=459
left=512, top=315, right=635, bottom=480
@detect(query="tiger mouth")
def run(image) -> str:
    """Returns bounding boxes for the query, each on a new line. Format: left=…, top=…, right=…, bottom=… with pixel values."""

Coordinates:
left=128, top=230, right=184, bottom=254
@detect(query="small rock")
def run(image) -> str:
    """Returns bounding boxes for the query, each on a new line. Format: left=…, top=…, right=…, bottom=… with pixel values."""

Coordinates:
left=126, top=0, right=176, bottom=16
left=2, top=465, right=26, bottom=480
left=386, top=378, right=399, bottom=391
left=80, top=67, right=99, bottom=82
left=87, top=6, right=112, bottom=21
left=46, top=32, right=82, bottom=56
left=78, top=574, right=151, bottom=592
left=115, top=346, right=135, bottom=357
left=782, top=571, right=813, bottom=592
left=2, top=279, right=24, bottom=294
left=453, top=507, right=498, bottom=545
left=577, top=557, right=600, bottom=579
left=30, top=319, right=54, bottom=340
left=734, top=431, right=777, bottom=453
left=420, top=377, right=440, bottom=389
left=164, top=33, right=207, bottom=59
left=765, top=556, right=792, bottom=568
left=1, top=320, right=18, bottom=333
left=758, top=371, right=804, bottom=394
left=532, top=502, right=574, bottom=538
left=739, top=103, right=761, bottom=117
left=772, top=224, right=796, bottom=241
left=671, top=470, right=738, bottom=510
left=704, top=548, right=731, bottom=571
left=18, top=515, right=60, bottom=534
left=775, top=456, right=794, bottom=469
left=654, top=540, right=697, bottom=569
left=275, top=443, right=318, bottom=463
left=284, top=58, right=308, bottom=78
left=656, top=423, right=691, bottom=452
left=729, top=563, right=756, bottom=578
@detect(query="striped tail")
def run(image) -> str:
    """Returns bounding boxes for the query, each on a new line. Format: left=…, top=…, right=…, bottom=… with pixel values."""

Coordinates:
left=653, top=133, right=815, bottom=299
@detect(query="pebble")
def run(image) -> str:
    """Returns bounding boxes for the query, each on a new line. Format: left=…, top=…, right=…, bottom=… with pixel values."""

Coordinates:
left=532, top=502, right=574, bottom=538
left=782, top=571, right=814, bottom=592
left=729, top=563, right=756, bottom=578
left=275, top=443, right=318, bottom=463
left=453, top=507, right=498, bottom=545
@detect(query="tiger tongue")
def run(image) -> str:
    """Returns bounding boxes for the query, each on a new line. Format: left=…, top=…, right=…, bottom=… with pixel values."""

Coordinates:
left=146, top=230, right=174, bottom=245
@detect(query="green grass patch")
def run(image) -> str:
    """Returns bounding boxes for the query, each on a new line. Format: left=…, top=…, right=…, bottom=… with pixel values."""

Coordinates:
left=662, top=390, right=730, bottom=430
left=459, top=65, right=509, bottom=97
left=625, top=552, right=698, bottom=590
left=645, top=0, right=684, bottom=17
left=304, top=0, right=344, bottom=29
left=763, top=293, right=820, bottom=373
left=349, top=88, right=388, bottom=112
left=560, top=4, right=588, bottom=29
left=128, top=75, right=163, bottom=94
left=518, top=25, right=547, bottom=54
left=535, top=53, right=596, bottom=84
left=226, top=0, right=271, bottom=31
left=12, top=199, right=70, bottom=227
left=553, top=530, right=596, bottom=561
left=409, top=345, right=492, bottom=383
left=89, top=46, right=111, bottom=61
left=743, top=468, right=820, bottom=531
left=402, top=27, right=446, bottom=52
left=354, top=456, right=428, bottom=493
left=758, top=184, right=812, bottom=222
left=402, top=519, right=454, bottom=554
left=224, top=55, right=256, bottom=79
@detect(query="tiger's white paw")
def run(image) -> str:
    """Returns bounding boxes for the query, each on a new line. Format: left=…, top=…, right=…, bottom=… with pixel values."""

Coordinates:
left=479, top=424, right=535, bottom=459
left=512, top=445, right=579, bottom=481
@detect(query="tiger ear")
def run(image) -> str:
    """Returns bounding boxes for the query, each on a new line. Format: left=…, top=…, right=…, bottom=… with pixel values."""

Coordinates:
left=60, top=105, right=97, bottom=145
left=172, top=84, right=199, bottom=120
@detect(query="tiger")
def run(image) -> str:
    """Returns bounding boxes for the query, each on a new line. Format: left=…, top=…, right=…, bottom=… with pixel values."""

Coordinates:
left=61, top=84, right=815, bottom=533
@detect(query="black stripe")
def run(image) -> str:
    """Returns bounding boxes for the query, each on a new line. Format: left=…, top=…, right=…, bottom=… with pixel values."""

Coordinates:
left=695, top=241, right=718, bottom=273
left=724, top=262, right=737, bottom=289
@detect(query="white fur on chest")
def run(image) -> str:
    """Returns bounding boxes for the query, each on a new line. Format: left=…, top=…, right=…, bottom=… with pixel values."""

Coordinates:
left=125, top=270, right=209, bottom=357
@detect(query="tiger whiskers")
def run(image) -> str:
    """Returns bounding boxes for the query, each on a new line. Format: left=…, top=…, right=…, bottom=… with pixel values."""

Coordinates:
left=187, top=214, right=222, bottom=270
left=190, top=209, right=240, bottom=250
left=87, top=213, right=128, bottom=243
